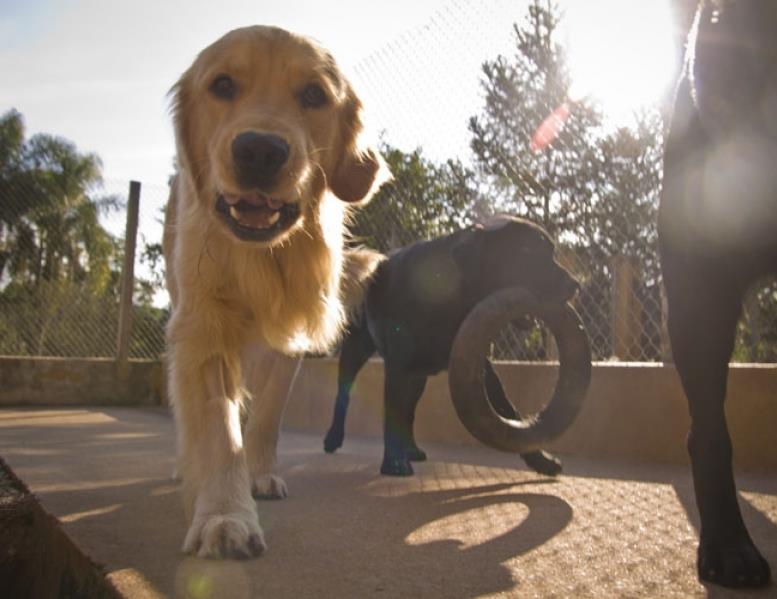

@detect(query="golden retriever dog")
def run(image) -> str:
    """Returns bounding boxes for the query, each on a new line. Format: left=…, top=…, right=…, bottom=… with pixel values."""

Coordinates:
left=163, top=25, right=387, bottom=559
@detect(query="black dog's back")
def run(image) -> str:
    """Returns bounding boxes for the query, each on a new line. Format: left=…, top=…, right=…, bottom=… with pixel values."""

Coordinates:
left=324, top=217, right=577, bottom=476
left=323, top=232, right=470, bottom=454
left=366, top=229, right=473, bottom=374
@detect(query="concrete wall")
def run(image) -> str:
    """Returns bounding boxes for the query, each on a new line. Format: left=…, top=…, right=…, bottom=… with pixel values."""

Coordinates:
left=0, top=357, right=164, bottom=406
left=286, top=359, right=777, bottom=472
left=1, top=356, right=775, bottom=470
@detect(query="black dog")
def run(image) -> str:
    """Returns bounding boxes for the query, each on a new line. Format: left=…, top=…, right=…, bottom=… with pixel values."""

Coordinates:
left=324, top=216, right=580, bottom=476
left=659, top=0, right=776, bottom=588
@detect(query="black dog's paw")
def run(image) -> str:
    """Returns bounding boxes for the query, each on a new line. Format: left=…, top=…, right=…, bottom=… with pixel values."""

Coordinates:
left=521, top=450, right=562, bottom=476
left=323, top=427, right=344, bottom=453
left=405, top=445, right=427, bottom=462
left=380, top=456, right=414, bottom=476
left=698, top=537, right=771, bottom=588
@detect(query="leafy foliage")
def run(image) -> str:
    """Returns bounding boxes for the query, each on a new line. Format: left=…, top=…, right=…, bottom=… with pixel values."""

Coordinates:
left=1, top=0, right=774, bottom=362
left=465, top=0, right=668, bottom=360
left=469, top=1, right=603, bottom=236
left=0, top=109, right=165, bottom=358
left=348, top=144, right=481, bottom=251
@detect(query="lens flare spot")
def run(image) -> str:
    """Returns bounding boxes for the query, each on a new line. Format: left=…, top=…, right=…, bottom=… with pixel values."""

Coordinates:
left=530, top=102, right=572, bottom=153
left=175, top=558, right=250, bottom=599
left=410, top=254, right=461, bottom=304
left=187, top=573, right=214, bottom=599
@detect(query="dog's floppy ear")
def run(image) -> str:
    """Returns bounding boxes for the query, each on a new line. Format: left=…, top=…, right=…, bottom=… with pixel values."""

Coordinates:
left=330, top=87, right=390, bottom=204
left=169, top=70, right=198, bottom=184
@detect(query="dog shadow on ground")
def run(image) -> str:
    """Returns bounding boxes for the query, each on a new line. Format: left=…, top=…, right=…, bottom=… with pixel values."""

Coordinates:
left=5, top=409, right=774, bottom=597
left=672, top=481, right=777, bottom=599
left=366, top=482, right=573, bottom=596
left=243, top=457, right=574, bottom=598
left=1, top=422, right=570, bottom=597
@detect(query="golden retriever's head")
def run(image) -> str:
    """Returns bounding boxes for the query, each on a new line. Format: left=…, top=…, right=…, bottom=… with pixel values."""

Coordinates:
left=171, top=26, right=386, bottom=245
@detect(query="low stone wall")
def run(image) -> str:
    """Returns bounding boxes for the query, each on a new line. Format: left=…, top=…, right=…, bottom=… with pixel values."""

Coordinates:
left=286, top=359, right=777, bottom=472
left=0, top=357, right=164, bottom=406
left=1, top=356, right=775, bottom=470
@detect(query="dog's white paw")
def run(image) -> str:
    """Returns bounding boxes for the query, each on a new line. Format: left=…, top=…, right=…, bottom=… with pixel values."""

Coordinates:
left=251, top=474, right=288, bottom=499
left=183, top=510, right=266, bottom=559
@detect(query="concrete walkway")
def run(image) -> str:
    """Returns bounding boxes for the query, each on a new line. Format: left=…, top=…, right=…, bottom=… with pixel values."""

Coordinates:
left=1, top=407, right=775, bottom=598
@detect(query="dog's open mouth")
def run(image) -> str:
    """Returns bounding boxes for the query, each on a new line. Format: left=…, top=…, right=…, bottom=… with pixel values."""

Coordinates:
left=215, top=191, right=301, bottom=242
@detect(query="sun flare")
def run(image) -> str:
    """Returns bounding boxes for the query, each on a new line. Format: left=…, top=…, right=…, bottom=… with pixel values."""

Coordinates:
left=563, top=0, right=677, bottom=123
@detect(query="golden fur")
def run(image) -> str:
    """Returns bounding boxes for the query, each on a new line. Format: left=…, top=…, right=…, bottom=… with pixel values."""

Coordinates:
left=164, top=26, right=387, bottom=558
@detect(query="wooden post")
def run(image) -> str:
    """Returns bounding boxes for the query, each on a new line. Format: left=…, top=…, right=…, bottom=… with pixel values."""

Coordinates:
left=116, top=181, right=141, bottom=370
left=611, top=255, right=642, bottom=361
left=743, top=287, right=762, bottom=362
left=546, top=245, right=577, bottom=361
left=660, top=283, right=673, bottom=363
left=544, top=329, right=559, bottom=361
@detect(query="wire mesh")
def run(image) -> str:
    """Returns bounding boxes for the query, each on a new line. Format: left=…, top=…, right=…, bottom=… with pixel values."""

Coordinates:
left=343, top=0, right=777, bottom=363
left=0, top=177, right=169, bottom=359
left=1, top=0, right=775, bottom=363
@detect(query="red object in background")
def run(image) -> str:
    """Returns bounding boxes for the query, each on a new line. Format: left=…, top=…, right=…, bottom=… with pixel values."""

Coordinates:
left=530, top=102, right=571, bottom=153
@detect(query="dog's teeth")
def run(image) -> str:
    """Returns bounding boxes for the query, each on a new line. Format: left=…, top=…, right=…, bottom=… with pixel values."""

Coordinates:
left=268, top=211, right=280, bottom=225
left=230, top=206, right=240, bottom=220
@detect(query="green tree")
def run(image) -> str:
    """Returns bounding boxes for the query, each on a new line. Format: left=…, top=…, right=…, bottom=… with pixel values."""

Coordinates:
left=0, top=109, right=119, bottom=289
left=589, top=109, right=664, bottom=279
left=349, top=143, right=481, bottom=252
left=0, top=109, right=167, bottom=359
left=0, top=109, right=29, bottom=278
left=468, top=0, right=603, bottom=240
left=466, top=0, right=669, bottom=359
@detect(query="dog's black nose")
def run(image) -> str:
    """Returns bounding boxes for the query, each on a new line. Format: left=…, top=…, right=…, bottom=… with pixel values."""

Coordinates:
left=232, top=132, right=289, bottom=189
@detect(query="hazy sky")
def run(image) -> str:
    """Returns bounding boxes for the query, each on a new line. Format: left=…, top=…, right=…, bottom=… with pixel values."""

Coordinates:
left=0, top=0, right=451, bottom=185
left=1, top=0, right=681, bottom=307
left=1, top=0, right=680, bottom=189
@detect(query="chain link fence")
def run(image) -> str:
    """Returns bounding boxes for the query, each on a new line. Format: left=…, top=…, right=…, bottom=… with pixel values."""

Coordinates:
left=2, top=0, right=776, bottom=363
left=347, top=176, right=777, bottom=363
left=0, top=177, right=169, bottom=360
left=343, top=0, right=777, bottom=363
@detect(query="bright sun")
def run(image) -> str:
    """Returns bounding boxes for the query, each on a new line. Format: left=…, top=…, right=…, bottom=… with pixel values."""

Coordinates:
left=563, top=0, right=678, bottom=123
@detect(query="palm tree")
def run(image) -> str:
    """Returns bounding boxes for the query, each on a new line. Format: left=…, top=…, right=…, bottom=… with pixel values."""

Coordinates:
left=0, top=109, right=119, bottom=290
left=0, top=109, right=124, bottom=356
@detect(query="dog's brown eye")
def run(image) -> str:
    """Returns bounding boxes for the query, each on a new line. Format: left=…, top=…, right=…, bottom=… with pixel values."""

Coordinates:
left=300, top=83, right=327, bottom=108
left=210, top=74, right=236, bottom=100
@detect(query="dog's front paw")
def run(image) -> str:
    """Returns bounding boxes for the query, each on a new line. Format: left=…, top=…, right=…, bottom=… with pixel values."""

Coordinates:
left=251, top=474, right=288, bottom=500
left=521, top=450, right=562, bottom=476
left=405, top=445, right=427, bottom=462
left=381, top=456, right=414, bottom=476
left=183, top=510, right=266, bottom=559
left=698, top=537, right=771, bottom=588
left=323, top=427, right=344, bottom=453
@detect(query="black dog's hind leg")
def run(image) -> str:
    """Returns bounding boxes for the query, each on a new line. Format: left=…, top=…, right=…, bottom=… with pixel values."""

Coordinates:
left=324, top=314, right=375, bottom=453
left=403, top=372, right=428, bottom=463
left=381, top=370, right=427, bottom=476
left=664, top=268, right=770, bottom=588
left=483, top=360, right=562, bottom=476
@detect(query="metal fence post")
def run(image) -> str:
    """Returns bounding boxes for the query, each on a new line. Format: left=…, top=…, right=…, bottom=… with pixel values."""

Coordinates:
left=743, top=288, right=763, bottom=361
left=660, top=284, right=673, bottom=363
left=116, top=181, right=141, bottom=369
left=611, top=255, right=642, bottom=361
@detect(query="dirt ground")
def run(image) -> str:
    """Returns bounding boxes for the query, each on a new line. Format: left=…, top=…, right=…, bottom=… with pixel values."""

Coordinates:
left=0, top=407, right=775, bottom=598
